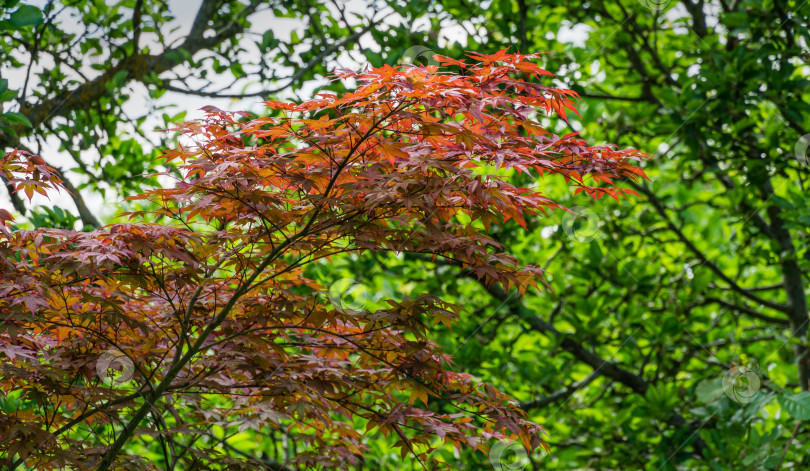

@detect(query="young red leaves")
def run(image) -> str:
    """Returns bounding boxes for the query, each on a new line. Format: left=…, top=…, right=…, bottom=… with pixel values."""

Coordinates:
left=0, top=51, right=646, bottom=470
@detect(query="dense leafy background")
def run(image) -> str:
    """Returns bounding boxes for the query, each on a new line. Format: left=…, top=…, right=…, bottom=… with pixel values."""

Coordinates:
left=2, top=0, right=810, bottom=469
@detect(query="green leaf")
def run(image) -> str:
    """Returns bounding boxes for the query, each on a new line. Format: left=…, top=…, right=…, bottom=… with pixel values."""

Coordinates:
left=696, top=378, right=724, bottom=404
left=2, top=112, right=32, bottom=127
left=778, top=391, right=810, bottom=420
left=691, top=269, right=711, bottom=294
left=164, top=50, right=182, bottom=63
left=113, top=70, right=129, bottom=87
left=0, top=89, right=17, bottom=101
left=261, top=30, right=277, bottom=50
left=0, top=78, right=7, bottom=94
left=587, top=241, right=603, bottom=266
left=770, top=195, right=794, bottom=210
left=9, top=4, right=43, bottom=28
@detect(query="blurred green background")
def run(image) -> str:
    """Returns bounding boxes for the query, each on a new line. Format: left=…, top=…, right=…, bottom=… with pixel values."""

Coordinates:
left=2, top=0, right=810, bottom=469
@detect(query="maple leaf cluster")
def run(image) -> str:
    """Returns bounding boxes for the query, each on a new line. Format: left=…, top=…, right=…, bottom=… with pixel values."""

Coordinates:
left=0, top=51, right=646, bottom=470
left=0, top=150, right=63, bottom=234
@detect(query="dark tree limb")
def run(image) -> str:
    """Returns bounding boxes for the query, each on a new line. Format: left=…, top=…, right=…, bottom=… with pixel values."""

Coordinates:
left=758, top=177, right=810, bottom=390
left=521, top=370, right=601, bottom=411
left=53, top=166, right=101, bottom=229
left=579, top=92, right=650, bottom=103
left=631, top=182, right=790, bottom=314
left=2, top=180, right=26, bottom=214
left=701, top=297, right=791, bottom=326
left=476, top=280, right=708, bottom=458
left=159, top=15, right=387, bottom=100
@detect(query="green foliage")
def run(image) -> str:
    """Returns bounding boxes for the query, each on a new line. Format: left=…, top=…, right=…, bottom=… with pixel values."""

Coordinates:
left=24, top=206, right=81, bottom=230
left=365, top=1, right=810, bottom=469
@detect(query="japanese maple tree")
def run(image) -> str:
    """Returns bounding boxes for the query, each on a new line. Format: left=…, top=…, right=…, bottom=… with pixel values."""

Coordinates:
left=0, top=51, right=646, bottom=470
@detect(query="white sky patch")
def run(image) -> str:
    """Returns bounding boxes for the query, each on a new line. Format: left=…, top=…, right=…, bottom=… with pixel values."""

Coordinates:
left=540, top=225, right=558, bottom=238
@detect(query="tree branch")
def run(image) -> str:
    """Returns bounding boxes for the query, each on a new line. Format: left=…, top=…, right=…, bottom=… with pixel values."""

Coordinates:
left=758, top=177, right=810, bottom=390
left=477, top=280, right=707, bottom=457
left=53, top=166, right=101, bottom=229
left=0, top=0, right=263, bottom=151
left=631, top=182, right=790, bottom=314
left=579, top=92, right=650, bottom=103
left=2, top=179, right=26, bottom=214
left=701, top=297, right=790, bottom=326
left=159, top=14, right=387, bottom=100
left=521, top=370, right=601, bottom=411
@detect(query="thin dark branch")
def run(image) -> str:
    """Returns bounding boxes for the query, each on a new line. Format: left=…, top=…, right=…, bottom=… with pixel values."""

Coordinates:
left=160, top=15, right=388, bottom=100
left=520, top=370, right=601, bottom=411
left=701, top=297, right=790, bottom=326
left=632, top=182, right=790, bottom=314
